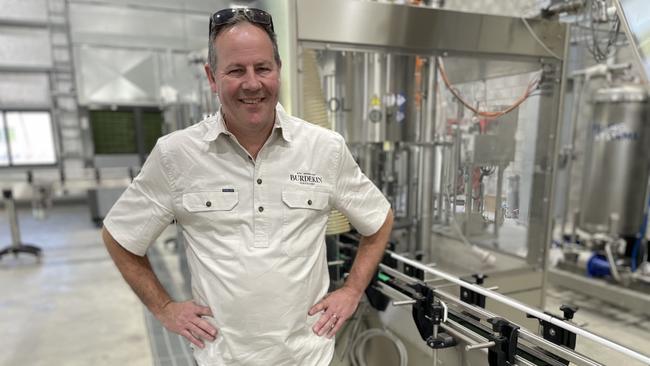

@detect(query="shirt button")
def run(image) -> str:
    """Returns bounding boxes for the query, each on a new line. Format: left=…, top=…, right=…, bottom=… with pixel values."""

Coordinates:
left=258, top=206, right=264, bottom=212
left=257, top=178, right=262, bottom=185
left=307, top=199, right=312, bottom=205
left=206, top=201, right=212, bottom=207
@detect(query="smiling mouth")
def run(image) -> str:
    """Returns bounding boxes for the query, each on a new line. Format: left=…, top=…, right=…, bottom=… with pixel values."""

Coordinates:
left=240, top=97, right=265, bottom=105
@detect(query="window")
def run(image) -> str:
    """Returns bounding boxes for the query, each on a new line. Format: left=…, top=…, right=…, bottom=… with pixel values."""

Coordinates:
left=0, top=111, right=57, bottom=166
left=0, top=113, right=9, bottom=166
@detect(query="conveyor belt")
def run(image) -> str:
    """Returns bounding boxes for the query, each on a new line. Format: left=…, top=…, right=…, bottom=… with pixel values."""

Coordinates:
left=144, top=235, right=195, bottom=366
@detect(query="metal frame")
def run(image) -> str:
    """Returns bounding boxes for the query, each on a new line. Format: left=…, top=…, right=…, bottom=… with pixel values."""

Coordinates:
left=548, top=267, right=650, bottom=317
left=613, top=0, right=649, bottom=83
left=295, top=0, right=565, bottom=61
left=291, top=0, right=569, bottom=270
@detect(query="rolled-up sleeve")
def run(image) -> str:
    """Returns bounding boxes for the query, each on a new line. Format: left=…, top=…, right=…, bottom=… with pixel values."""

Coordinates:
left=331, top=137, right=390, bottom=236
left=103, top=142, right=175, bottom=256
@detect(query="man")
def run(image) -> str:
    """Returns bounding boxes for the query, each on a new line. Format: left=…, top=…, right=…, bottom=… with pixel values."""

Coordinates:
left=102, top=7, right=393, bottom=366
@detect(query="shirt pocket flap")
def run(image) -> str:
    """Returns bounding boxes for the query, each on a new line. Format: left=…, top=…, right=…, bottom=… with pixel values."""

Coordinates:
left=282, top=190, right=328, bottom=210
left=183, top=191, right=238, bottom=212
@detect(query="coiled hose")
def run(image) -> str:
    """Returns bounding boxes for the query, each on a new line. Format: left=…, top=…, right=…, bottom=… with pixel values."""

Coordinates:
left=349, top=328, right=408, bottom=366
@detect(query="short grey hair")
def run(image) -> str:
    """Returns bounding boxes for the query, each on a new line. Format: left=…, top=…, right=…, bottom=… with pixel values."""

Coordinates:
left=207, top=13, right=282, bottom=73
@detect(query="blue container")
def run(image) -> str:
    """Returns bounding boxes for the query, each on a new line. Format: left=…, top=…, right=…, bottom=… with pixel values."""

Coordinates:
left=586, top=254, right=611, bottom=277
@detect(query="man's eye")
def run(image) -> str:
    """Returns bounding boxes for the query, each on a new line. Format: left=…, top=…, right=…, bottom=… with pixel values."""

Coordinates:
left=228, top=69, right=243, bottom=75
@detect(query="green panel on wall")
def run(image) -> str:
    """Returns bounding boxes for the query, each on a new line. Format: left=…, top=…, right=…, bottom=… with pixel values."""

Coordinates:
left=90, top=110, right=136, bottom=154
left=142, top=111, right=163, bottom=154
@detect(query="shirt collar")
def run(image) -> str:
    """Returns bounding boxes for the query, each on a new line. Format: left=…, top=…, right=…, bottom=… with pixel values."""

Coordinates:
left=202, top=104, right=292, bottom=143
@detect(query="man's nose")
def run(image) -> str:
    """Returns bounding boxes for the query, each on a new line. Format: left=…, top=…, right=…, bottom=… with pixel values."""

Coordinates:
left=242, top=70, right=262, bottom=90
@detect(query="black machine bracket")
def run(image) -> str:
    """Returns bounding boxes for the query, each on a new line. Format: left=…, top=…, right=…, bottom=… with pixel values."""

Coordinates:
left=460, top=273, right=488, bottom=309
left=411, top=284, right=457, bottom=350
left=527, top=305, right=578, bottom=365
left=486, top=317, right=520, bottom=366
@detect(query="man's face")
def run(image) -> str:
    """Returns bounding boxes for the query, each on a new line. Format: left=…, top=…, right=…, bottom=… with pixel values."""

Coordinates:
left=205, top=22, right=280, bottom=132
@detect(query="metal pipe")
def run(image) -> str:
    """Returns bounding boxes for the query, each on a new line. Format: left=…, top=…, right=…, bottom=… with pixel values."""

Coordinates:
left=450, top=124, right=461, bottom=224
left=494, top=165, right=504, bottom=238
left=561, top=75, right=585, bottom=236
left=327, top=260, right=345, bottom=267
left=437, top=144, right=446, bottom=222
left=604, top=240, right=622, bottom=283
left=407, top=145, right=420, bottom=256
left=392, top=300, right=417, bottom=306
left=465, top=341, right=496, bottom=351
left=5, top=189, right=22, bottom=247
left=441, top=319, right=489, bottom=354
left=390, top=251, right=650, bottom=365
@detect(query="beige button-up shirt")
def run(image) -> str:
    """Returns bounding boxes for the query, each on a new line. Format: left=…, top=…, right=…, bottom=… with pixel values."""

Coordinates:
left=104, top=106, right=391, bottom=366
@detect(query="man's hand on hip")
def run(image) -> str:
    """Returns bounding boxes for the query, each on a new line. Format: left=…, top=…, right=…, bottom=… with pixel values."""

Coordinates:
left=157, top=300, right=217, bottom=349
left=308, top=286, right=363, bottom=339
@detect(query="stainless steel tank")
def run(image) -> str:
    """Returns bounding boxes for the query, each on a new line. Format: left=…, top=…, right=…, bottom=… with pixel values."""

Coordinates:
left=580, top=84, right=650, bottom=236
left=319, top=50, right=416, bottom=143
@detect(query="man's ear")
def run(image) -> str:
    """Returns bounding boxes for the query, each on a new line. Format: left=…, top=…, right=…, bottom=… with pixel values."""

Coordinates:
left=204, top=63, right=218, bottom=94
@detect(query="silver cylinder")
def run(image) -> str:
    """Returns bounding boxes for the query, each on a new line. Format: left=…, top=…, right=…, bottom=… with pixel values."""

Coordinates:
left=580, top=84, right=650, bottom=236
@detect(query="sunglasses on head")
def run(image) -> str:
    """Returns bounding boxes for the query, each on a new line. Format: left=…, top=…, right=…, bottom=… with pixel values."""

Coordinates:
left=209, top=7, right=274, bottom=35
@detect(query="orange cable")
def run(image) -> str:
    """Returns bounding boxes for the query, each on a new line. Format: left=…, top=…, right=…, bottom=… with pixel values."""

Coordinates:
left=437, top=57, right=540, bottom=120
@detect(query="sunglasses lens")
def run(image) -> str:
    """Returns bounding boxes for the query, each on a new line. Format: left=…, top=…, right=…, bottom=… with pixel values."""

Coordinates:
left=247, top=9, right=271, bottom=25
left=210, top=8, right=274, bottom=34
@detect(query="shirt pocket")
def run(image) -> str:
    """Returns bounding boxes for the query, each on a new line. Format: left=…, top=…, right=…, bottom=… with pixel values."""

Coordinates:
left=182, top=191, right=240, bottom=259
left=182, top=191, right=238, bottom=212
left=281, top=189, right=329, bottom=257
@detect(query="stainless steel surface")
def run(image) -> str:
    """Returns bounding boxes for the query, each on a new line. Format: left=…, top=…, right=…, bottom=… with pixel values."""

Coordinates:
left=257, top=0, right=299, bottom=115
left=549, top=267, right=650, bottom=317
left=0, top=27, right=52, bottom=69
left=0, top=73, right=51, bottom=108
left=580, top=84, right=650, bottom=236
left=526, top=59, right=565, bottom=269
left=470, top=112, right=518, bottom=165
left=76, top=46, right=159, bottom=106
left=67, top=0, right=229, bottom=108
left=0, top=0, right=48, bottom=23
left=442, top=57, right=544, bottom=84
left=296, top=0, right=566, bottom=60
left=416, top=58, right=437, bottom=261
left=69, top=3, right=205, bottom=51
left=319, top=51, right=416, bottom=143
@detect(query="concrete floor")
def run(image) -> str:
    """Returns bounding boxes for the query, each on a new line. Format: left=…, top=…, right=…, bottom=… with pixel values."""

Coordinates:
left=1, top=203, right=649, bottom=366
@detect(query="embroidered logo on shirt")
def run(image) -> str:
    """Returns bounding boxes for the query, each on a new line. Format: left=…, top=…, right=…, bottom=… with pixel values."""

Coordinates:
left=290, top=172, right=323, bottom=185
left=222, top=188, right=235, bottom=192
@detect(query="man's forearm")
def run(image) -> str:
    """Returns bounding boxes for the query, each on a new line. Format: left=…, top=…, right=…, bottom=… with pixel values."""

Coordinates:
left=102, top=227, right=172, bottom=317
left=343, top=209, right=394, bottom=296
